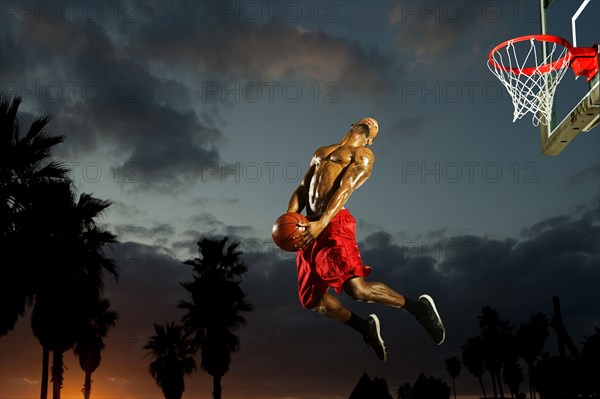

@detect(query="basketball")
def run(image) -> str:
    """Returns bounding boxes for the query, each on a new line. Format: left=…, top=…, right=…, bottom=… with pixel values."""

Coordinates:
left=272, top=212, right=308, bottom=252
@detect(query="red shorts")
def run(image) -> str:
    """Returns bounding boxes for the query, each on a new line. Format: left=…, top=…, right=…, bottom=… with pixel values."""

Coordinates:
left=296, top=209, right=372, bottom=308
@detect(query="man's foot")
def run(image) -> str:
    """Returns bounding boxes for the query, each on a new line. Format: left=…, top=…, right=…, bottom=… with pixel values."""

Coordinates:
left=416, top=295, right=446, bottom=345
left=363, top=314, right=387, bottom=361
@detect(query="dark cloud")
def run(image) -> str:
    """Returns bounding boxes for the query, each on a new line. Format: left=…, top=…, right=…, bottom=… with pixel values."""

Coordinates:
left=568, top=161, right=600, bottom=186
left=115, top=222, right=175, bottom=241
left=190, top=196, right=240, bottom=207
left=388, top=116, right=426, bottom=140
left=125, top=3, right=394, bottom=98
left=161, top=212, right=264, bottom=260
left=186, top=212, right=257, bottom=236
left=388, top=0, right=503, bottom=75
left=1, top=9, right=224, bottom=192
left=363, top=230, right=394, bottom=249
left=108, top=200, right=147, bottom=218
left=0, top=1, right=397, bottom=192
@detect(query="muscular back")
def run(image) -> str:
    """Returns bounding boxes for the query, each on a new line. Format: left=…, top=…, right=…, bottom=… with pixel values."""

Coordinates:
left=306, top=143, right=374, bottom=220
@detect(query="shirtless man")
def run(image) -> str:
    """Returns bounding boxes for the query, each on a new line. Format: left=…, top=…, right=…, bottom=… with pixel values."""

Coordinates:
left=287, top=117, right=445, bottom=361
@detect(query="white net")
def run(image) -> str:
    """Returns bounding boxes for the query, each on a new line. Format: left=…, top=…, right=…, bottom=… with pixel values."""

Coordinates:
left=488, top=37, right=572, bottom=126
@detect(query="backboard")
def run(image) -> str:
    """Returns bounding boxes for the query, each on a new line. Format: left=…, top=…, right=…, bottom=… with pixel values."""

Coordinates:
left=539, top=0, right=599, bottom=155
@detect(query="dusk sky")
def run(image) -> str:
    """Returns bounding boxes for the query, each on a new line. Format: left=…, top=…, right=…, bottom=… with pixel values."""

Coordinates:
left=1, top=0, right=599, bottom=398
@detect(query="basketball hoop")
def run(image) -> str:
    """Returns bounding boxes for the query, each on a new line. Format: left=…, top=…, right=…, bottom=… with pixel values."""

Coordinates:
left=488, top=34, right=599, bottom=126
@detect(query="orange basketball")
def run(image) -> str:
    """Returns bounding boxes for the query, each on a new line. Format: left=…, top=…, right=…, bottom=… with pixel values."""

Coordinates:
left=272, top=212, right=308, bottom=252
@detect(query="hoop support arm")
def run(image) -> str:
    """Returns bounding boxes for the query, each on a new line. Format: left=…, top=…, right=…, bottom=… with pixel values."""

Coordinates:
left=569, top=45, right=599, bottom=82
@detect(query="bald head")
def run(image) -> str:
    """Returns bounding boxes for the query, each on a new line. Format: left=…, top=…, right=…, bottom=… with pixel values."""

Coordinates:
left=351, top=117, right=379, bottom=145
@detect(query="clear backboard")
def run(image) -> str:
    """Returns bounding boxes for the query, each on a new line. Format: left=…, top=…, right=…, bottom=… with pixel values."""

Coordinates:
left=539, top=0, right=599, bottom=155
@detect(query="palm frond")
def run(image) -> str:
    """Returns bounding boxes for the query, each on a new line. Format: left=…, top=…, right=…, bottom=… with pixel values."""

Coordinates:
left=0, top=96, right=21, bottom=142
left=31, top=161, right=70, bottom=181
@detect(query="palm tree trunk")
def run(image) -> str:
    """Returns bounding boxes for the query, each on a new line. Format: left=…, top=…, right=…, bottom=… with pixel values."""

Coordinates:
left=496, top=373, right=505, bottom=398
left=528, top=364, right=534, bottom=399
left=83, top=371, right=92, bottom=399
left=51, top=350, right=63, bottom=399
left=452, top=378, right=457, bottom=399
left=40, top=347, right=50, bottom=399
left=478, top=376, right=488, bottom=399
left=212, top=375, right=222, bottom=399
left=531, top=365, right=537, bottom=399
left=490, top=372, right=498, bottom=398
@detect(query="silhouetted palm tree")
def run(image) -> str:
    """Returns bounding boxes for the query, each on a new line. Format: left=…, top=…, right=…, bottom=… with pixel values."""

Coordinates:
left=462, top=336, right=488, bottom=399
left=30, top=182, right=117, bottom=399
left=74, top=298, right=118, bottom=399
left=1, top=95, right=67, bottom=337
left=516, top=313, right=549, bottom=399
left=479, top=306, right=513, bottom=398
left=445, top=356, right=461, bottom=399
left=144, top=322, right=196, bottom=399
left=502, top=361, right=523, bottom=399
left=179, top=237, right=253, bottom=399
left=500, top=326, right=520, bottom=399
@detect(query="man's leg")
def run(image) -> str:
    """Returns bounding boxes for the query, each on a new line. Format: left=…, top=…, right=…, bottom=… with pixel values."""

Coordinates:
left=308, top=293, right=387, bottom=361
left=343, top=277, right=407, bottom=308
left=343, top=277, right=446, bottom=345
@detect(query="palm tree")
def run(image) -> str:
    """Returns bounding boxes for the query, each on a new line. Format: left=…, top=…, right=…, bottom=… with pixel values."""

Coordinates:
left=144, top=322, right=196, bottom=399
left=500, top=325, right=520, bottom=399
left=462, top=336, right=488, bottom=399
left=74, top=298, right=118, bottom=399
left=516, top=313, right=549, bottom=399
left=479, top=306, right=514, bottom=398
left=0, top=95, right=67, bottom=336
left=502, top=361, right=524, bottom=398
left=445, top=356, right=461, bottom=399
left=179, top=237, right=253, bottom=399
left=30, top=182, right=118, bottom=399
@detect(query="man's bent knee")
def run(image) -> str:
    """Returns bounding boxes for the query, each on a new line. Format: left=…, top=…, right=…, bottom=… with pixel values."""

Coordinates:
left=305, top=294, right=343, bottom=315
left=309, top=304, right=327, bottom=315
left=306, top=298, right=326, bottom=315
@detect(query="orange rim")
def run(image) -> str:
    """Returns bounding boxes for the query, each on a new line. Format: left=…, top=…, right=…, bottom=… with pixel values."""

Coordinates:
left=488, top=34, right=573, bottom=75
